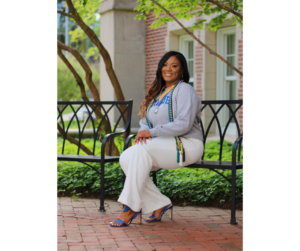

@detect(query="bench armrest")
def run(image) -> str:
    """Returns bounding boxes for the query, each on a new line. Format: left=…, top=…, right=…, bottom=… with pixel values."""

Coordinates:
left=124, top=134, right=136, bottom=151
left=232, top=136, right=243, bottom=166
left=101, top=130, right=127, bottom=158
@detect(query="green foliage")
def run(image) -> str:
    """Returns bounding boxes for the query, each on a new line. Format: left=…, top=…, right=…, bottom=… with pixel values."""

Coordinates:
left=203, top=140, right=243, bottom=161
left=85, top=47, right=99, bottom=60
left=69, top=0, right=101, bottom=59
left=57, top=137, right=101, bottom=155
left=58, top=0, right=100, bottom=58
left=57, top=55, right=100, bottom=101
left=57, top=138, right=243, bottom=203
left=58, top=105, right=80, bottom=114
left=58, top=161, right=124, bottom=195
left=134, top=0, right=243, bottom=31
left=57, top=119, right=96, bottom=129
left=155, top=166, right=242, bottom=202
left=57, top=120, right=81, bottom=130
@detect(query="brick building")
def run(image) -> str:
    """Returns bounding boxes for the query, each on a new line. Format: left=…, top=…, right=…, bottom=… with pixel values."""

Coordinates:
left=98, top=0, right=243, bottom=138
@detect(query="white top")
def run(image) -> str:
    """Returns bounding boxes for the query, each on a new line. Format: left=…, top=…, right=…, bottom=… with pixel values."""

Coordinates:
left=139, top=82, right=204, bottom=141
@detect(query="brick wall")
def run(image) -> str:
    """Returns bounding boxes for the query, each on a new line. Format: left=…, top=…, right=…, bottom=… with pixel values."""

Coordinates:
left=194, top=17, right=204, bottom=101
left=193, top=8, right=204, bottom=101
left=145, top=11, right=168, bottom=92
left=145, top=11, right=205, bottom=100
left=144, top=11, right=243, bottom=133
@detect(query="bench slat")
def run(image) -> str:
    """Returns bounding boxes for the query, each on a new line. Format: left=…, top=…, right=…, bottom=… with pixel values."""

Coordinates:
left=57, top=154, right=119, bottom=163
left=186, top=160, right=243, bottom=169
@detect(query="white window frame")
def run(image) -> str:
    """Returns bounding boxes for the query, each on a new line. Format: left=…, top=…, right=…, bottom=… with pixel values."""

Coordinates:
left=179, top=35, right=195, bottom=87
left=216, top=26, right=237, bottom=136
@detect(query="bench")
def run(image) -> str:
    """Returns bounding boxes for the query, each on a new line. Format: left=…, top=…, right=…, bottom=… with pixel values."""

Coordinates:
left=57, top=100, right=133, bottom=212
left=124, top=100, right=243, bottom=225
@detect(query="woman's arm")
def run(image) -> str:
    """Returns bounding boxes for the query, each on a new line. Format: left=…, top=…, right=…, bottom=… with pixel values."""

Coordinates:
left=149, top=84, right=201, bottom=137
left=134, top=130, right=151, bottom=145
left=135, top=113, right=151, bottom=145
left=138, top=117, right=149, bottom=131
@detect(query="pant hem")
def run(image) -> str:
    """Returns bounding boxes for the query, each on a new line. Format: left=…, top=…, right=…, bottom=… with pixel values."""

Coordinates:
left=117, top=197, right=172, bottom=214
left=117, top=197, right=142, bottom=213
left=142, top=198, right=172, bottom=214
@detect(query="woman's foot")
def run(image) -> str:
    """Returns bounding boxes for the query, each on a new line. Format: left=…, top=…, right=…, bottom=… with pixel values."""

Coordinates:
left=110, top=205, right=136, bottom=226
left=146, top=204, right=172, bottom=222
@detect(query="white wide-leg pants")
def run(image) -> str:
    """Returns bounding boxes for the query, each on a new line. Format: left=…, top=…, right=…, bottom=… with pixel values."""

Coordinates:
left=117, top=137, right=204, bottom=214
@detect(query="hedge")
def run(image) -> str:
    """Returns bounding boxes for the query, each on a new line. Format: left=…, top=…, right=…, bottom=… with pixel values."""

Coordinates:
left=57, top=137, right=243, bottom=203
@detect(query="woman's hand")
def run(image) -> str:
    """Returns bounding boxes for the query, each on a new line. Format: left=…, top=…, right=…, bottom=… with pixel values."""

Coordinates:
left=134, top=130, right=152, bottom=145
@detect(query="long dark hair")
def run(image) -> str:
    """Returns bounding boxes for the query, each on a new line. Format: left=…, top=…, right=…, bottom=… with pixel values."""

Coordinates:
left=139, top=51, right=190, bottom=118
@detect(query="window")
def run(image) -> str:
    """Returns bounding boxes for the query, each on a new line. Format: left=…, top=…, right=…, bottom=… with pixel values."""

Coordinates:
left=216, top=27, right=237, bottom=135
left=225, top=34, right=236, bottom=123
left=179, top=35, right=194, bottom=87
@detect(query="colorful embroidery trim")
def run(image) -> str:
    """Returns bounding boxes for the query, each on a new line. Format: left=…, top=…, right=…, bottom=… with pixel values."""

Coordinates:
left=146, top=80, right=185, bottom=165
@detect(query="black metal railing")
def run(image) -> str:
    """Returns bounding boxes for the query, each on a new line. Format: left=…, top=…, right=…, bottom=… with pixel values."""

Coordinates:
left=200, top=100, right=243, bottom=161
left=57, top=101, right=133, bottom=155
left=123, top=100, right=243, bottom=159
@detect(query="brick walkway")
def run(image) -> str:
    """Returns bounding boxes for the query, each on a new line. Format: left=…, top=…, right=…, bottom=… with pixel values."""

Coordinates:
left=58, top=197, right=243, bottom=251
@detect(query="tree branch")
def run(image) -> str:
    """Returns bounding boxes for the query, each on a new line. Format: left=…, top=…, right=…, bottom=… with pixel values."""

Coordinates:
left=57, top=45, right=105, bottom=154
left=233, top=13, right=243, bottom=26
left=57, top=41, right=105, bottom=121
left=57, top=44, right=96, bottom=156
left=58, top=0, right=127, bottom=156
left=149, top=0, right=243, bottom=77
left=57, top=10, right=72, bottom=18
left=57, top=46, right=89, bottom=102
left=65, top=0, right=128, bottom=128
left=57, top=41, right=121, bottom=156
left=206, top=0, right=243, bottom=20
left=57, top=41, right=101, bottom=102
left=65, top=0, right=125, bottom=102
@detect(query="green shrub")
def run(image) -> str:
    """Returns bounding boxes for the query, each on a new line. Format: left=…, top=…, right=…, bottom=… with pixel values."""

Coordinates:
left=57, top=138, right=243, bottom=203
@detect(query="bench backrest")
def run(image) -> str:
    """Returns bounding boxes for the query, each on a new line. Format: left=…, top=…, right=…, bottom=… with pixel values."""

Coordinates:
left=200, top=100, right=243, bottom=161
left=57, top=100, right=133, bottom=155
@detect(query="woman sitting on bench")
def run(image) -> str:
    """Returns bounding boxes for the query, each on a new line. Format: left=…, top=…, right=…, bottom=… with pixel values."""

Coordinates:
left=110, top=51, right=204, bottom=227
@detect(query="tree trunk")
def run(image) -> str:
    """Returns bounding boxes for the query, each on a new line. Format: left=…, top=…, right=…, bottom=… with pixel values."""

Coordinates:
left=64, top=0, right=127, bottom=116
left=58, top=0, right=133, bottom=155
left=57, top=43, right=120, bottom=156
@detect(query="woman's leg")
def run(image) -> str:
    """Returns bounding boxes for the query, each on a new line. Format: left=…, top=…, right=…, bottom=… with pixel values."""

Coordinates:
left=118, top=137, right=204, bottom=214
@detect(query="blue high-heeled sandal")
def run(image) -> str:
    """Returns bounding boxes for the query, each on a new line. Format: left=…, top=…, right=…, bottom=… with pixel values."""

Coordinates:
left=109, top=205, right=142, bottom=227
left=145, top=204, right=173, bottom=222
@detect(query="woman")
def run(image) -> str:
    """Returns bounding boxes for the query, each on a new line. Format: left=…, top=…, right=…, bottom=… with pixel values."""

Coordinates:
left=110, top=51, right=204, bottom=227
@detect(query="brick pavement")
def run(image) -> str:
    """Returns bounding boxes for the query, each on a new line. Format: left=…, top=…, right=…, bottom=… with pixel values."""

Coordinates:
left=58, top=197, right=243, bottom=251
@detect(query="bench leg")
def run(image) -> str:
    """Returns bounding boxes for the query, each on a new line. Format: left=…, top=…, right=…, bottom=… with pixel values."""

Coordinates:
left=123, top=171, right=126, bottom=187
left=153, top=171, right=157, bottom=187
left=99, top=160, right=106, bottom=212
left=230, top=168, right=237, bottom=225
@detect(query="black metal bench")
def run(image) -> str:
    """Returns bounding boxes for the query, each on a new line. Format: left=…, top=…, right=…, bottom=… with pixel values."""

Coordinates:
left=57, top=100, right=133, bottom=212
left=124, top=100, right=243, bottom=225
